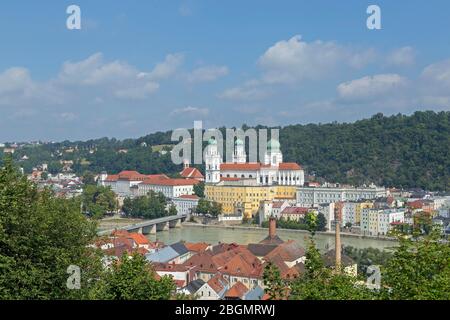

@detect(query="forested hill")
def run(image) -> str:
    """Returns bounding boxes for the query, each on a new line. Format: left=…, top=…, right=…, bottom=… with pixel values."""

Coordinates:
left=280, top=111, right=450, bottom=191
left=2, top=111, right=449, bottom=191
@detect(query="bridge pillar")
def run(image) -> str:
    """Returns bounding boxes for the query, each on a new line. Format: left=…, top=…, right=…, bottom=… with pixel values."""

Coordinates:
left=156, top=222, right=169, bottom=232
left=169, top=218, right=182, bottom=228
left=137, top=227, right=143, bottom=234
left=142, top=225, right=155, bottom=235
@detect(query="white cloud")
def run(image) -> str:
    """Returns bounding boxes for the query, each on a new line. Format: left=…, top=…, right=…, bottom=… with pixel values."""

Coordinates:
left=337, top=74, right=409, bottom=102
left=219, top=81, right=270, bottom=101
left=386, top=47, right=416, bottom=67
left=57, top=52, right=181, bottom=99
left=258, top=35, right=376, bottom=84
left=170, top=106, right=209, bottom=117
left=421, top=58, right=450, bottom=88
left=144, top=53, right=184, bottom=81
left=418, top=59, right=450, bottom=108
left=0, top=67, right=62, bottom=107
left=58, top=112, right=78, bottom=121
left=187, top=65, right=229, bottom=83
left=0, top=52, right=185, bottom=113
left=114, top=82, right=160, bottom=100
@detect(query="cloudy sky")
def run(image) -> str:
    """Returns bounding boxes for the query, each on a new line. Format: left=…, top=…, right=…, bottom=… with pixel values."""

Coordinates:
left=1, top=0, right=450, bottom=141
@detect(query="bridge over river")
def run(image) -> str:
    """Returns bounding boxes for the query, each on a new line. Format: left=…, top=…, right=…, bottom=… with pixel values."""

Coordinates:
left=97, top=214, right=187, bottom=236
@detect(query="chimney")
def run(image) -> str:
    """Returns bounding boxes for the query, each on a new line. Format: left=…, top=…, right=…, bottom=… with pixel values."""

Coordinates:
left=334, top=202, right=342, bottom=273
left=269, top=216, right=277, bottom=239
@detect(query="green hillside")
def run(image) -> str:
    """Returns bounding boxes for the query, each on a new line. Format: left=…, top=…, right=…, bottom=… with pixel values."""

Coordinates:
left=2, top=111, right=449, bottom=191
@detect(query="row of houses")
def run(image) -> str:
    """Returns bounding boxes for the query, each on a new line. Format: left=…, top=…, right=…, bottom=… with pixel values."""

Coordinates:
left=94, top=221, right=357, bottom=300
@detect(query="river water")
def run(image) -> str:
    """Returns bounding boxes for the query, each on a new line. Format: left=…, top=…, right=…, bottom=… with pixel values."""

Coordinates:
left=145, top=225, right=398, bottom=252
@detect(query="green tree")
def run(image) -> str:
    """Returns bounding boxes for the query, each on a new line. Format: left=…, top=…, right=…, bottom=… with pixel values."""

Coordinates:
left=82, top=171, right=96, bottom=186
left=290, top=239, right=373, bottom=300
left=122, top=191, right=169, bottom=219
left=304, top=211, right=318, bottom=235
left=90, top=253, right=175, bottom=300
left=168, top=204, right=178, bottom=216
left=381, top=230, right=450, bottom=300
left=209, top=201, right=222, bottom=217
left=0, top=156, right=102, bottom=299
left=195, top=198, right=211, bottom=215
left=82, top=185, right=117, bottom=219
left=263, top=262, right=287, bottom=300
left=193, top=182, right=205, bottom=198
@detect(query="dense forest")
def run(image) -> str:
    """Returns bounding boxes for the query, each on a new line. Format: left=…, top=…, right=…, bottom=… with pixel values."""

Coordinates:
left=2, top=111, right=449, bottom=191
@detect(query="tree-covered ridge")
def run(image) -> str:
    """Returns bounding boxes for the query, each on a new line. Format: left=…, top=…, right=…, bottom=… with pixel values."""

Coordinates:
left=3, top=111, right=450, bottom=190
left=280, top=111, right=450, bottom=191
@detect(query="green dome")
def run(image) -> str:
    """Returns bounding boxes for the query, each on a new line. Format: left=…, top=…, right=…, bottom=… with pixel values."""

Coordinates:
left=268, top=139, right=280, bottom=150
left=208, top=138, right=217, bottom=145
left=235, top=138, right=244, bottom=146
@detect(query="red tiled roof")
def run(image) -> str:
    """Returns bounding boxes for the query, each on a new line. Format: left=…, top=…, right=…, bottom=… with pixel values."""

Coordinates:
left=143, top=178, right=200, bottom=186
left=280, top=207, right=309, bottom=215
left=105, top=174, right=119, bottom=182
left=178, top=194, right=200, bottom=200
left=152, top=262, right=191, bottom=272
left=127, top=233, right=150, bottom=245
left=183, top=251, right=218, bottom=273
left=225, top=281, right=248, bottom=299
left=180, top=167, right=204, bottom=179
left=278, top=162, right=302, bottom=170
left=118, top=170, right=147, bottom=181
left=185, top=242, right=210, bottom=252
left=272, top=201, right=286, bottom=208
left=220, top=254, right=263, bottom=278
left=207, top=274, right=228, bottom=294
left=264, top=240, right=305, bottom=263
left=220, top=163, right=261, bottom=171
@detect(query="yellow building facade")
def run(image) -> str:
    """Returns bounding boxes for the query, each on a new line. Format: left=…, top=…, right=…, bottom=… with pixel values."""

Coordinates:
left=355, top=201, right=374, bottom=224
left=205, top=183, right=296, bottom=219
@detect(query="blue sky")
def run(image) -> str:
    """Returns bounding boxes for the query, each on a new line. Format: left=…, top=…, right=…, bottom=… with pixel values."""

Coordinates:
left=1, top=0, right=450, bottom=141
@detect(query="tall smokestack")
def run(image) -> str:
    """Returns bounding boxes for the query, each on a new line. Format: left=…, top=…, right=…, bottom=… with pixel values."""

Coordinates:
left=334, top=202, right=342, bottom=273
left=269, top=216, right=276, bottom=239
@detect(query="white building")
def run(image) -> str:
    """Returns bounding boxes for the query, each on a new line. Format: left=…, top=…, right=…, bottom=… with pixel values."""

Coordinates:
left=258, top=200, right=291, bottom=223
left=361, top=208, right=405, bottom=236
left=297, top=184, right=386, bottom=207
left=136, top=178, right=198, bottom=199
left=99, top=170, right=199, bottom=199
left=205, top=138, right=304, bottom=186
left=318, top=202, right=335, bottom=231
left=99, top=170, right=148, bottom=198
left=172, top=194, right=200, bottom=216
left=342, top=202, right=357, bottom=226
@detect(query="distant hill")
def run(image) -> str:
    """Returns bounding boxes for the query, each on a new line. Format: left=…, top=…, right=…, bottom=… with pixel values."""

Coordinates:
left=2, top=110, right=449, bottom=191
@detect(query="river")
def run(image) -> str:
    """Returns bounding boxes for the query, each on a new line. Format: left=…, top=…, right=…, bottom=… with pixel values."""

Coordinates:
left=144, top=224, right=398, bottom=252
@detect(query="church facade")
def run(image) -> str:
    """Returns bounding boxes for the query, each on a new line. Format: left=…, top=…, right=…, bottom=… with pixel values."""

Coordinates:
left=204, top=138, right=304, bottom=186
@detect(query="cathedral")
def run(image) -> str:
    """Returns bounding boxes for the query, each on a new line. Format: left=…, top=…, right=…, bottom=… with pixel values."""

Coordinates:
left=204, top=138, right=304, bottom=186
